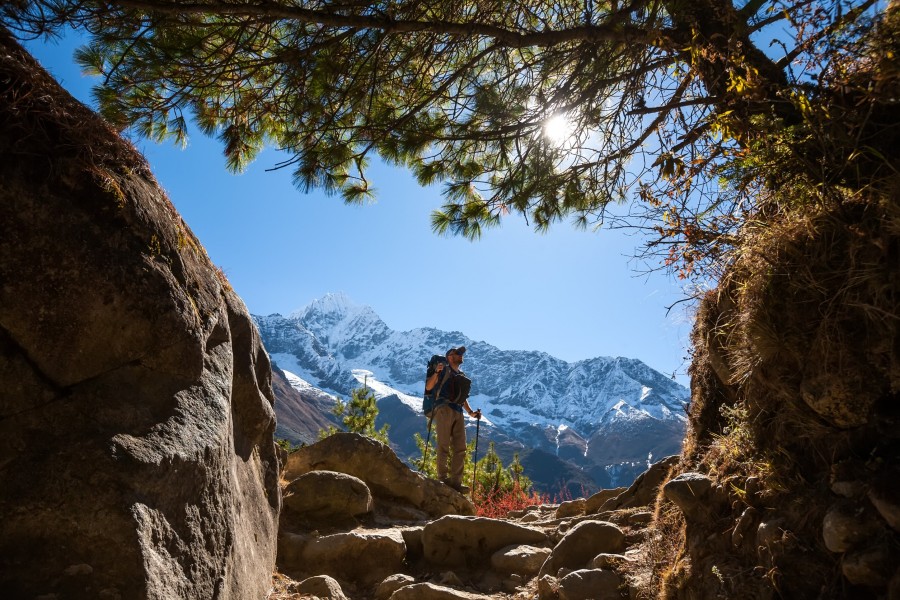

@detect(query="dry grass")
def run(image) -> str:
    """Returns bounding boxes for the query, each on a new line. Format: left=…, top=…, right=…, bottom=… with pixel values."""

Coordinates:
left=660, top=159, right=900, bottom=598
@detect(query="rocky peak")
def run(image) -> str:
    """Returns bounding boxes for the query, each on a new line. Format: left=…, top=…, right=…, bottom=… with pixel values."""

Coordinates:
left=292, top=292, right=392, bottom=358
left=257, top=295, right=688, bottom=431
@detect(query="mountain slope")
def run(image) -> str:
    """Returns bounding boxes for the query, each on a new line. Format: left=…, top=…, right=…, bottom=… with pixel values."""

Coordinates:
left=255, top=292, right=688, bottom=491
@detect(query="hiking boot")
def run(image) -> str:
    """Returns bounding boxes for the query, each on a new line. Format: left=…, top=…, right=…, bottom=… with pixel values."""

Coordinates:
left=441, top=480, right=470, bottom=494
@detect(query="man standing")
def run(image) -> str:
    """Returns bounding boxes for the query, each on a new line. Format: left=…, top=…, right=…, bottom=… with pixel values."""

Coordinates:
left=425, top=346, right=480, bottom=493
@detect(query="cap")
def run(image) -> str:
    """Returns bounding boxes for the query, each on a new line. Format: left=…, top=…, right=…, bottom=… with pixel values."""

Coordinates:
left=446, top=346, right=467, bottom=356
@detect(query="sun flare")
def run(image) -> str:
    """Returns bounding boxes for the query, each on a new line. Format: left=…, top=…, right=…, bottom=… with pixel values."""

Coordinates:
left=543, top=113, right=574, bottom=145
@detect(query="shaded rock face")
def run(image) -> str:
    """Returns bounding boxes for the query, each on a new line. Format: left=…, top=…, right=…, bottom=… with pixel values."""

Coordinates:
left=656, top=196, right=900, bottom=598
left=656, top=88, right=900, bottom=600
left=0, top=29, right=280, bottom=599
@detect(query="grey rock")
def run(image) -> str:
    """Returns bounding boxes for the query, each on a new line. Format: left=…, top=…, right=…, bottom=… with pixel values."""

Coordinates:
left=830, top=460, right=867, bottom=498
left=279, top=529, right=406, bottom=587
left=732, top=506, right=758, bottom=548
left=842, top=544, right=894, bottom=587
left=756, top=519, right=787, bottom=565
left=423, top=515, right=547, bottom=567
left=822, top=501, right=882, bottom=553
left=868, top=478, right=900, bottom=532
left=538, top=574, right=559, bottom=600
left=558, top=569, right=622, bottom=600
left=556, top=499, right=586, bottom=518
left=627, top=510, right=654, bottom=525
left=435, top=571, right=465, bottom=587
left=590, top=553, right=633, bottom=569
left=283, top=470, right=372, bottom=521
left=0, top=31, right=279, bottom=599
left=400, top=527, right=425, bottom=561
left=491, top=544, right=552, bottom=576
left=293, top=575, right=348, bottom=600
left=756, top=519, right=784, bottom=550
left=663, top=472, right=713, bottom=516
left=624, top=530, right=647, bottom=545
left=539, top=520, right=626, bottom=579
left=832, top=480, right=867, bottom=499
left=603, top=456, right=680, bottom=511
left=376, top=574, right=416, bottom=600
left=584, top=487, right=627, bottom=513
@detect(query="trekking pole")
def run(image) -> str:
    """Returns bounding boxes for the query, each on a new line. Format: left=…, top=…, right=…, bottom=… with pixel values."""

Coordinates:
left=471, top=412, right=481, bottom=497
left=421, top=414, right=435, bottom=473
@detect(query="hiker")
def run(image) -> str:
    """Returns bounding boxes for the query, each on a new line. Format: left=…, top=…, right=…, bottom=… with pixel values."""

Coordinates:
left=425, top=346, right=481, bottom=492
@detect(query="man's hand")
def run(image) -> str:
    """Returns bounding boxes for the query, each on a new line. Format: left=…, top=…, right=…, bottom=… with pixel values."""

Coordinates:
left=472, top=409, right=482, bottom=420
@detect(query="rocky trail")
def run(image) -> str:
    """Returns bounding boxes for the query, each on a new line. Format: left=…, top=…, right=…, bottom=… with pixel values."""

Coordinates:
left=269, top=433, right=684, bottom=600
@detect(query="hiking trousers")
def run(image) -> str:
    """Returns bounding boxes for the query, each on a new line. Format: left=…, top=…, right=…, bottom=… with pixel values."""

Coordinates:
left=434, top=404, right=466, bottom=486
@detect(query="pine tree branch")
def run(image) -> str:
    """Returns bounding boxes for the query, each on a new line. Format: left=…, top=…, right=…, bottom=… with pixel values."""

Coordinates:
left=108, top=0, right=666, bottom=48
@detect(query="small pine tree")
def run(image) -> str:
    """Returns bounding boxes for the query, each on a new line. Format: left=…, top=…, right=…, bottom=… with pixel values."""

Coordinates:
left=471, top=443, right=534, bottom=499
left=508, top=452, right=532, bottom=491
left=413, top=431, right=438, bottom=478
left=319, top=386, right=390, bottom=444
left=275, top=438, right=300, bottom=453
left=474, top=441, right=510, bottom=495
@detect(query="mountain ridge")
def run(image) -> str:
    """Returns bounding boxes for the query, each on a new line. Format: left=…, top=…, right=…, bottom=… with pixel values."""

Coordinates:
left=255, top=292, right=689, bottom=491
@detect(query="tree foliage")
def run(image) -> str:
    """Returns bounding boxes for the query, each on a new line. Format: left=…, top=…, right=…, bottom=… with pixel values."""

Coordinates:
left=473, top=441, right=533, bottom=497
left=320, top=386, right=390, bottom=444
left=4, top=0, right=897, bottom=278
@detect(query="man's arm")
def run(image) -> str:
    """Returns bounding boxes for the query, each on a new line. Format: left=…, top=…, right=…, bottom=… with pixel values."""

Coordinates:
left=462, top=399, right=481, bottom=419
left=425, top=362, right=444, bottom=392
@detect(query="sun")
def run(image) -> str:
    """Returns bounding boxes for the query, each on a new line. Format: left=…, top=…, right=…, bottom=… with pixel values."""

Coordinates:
left=542, top=113, right=575, bottom=146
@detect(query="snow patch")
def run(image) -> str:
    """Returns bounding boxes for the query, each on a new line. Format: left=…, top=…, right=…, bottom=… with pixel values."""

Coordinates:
left=351, top=369, right=421, bottom=412
left=640, top=386, right=652, bottom=402
left=271, top=353, right=343, bottom=397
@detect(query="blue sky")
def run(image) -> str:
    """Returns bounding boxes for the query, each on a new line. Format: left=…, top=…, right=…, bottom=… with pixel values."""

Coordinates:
left=23, top=31, right=695, bottom=384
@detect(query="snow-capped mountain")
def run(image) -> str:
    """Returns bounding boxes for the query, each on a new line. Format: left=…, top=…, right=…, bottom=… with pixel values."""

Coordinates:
left=254, top=292, right=689, bottom=492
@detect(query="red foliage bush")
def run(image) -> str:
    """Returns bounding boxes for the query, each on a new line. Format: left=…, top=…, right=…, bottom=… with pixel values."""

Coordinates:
left=473, top=482, right=549, bottom=518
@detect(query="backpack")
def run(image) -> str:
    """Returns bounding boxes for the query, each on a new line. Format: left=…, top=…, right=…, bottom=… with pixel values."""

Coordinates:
left=422, top=354, right=472, bottom=418
left=443, top=372, right=472, bottom=406
left=423, top=354, right=449, bottom=418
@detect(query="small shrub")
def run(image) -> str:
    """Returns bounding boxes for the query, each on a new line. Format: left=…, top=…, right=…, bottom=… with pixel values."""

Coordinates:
left=473, top=481, right=549, bottom=518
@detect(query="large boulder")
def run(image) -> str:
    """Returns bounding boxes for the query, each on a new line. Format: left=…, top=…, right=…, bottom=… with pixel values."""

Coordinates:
left=278, top=529, right=407, bottom=587
left=538, top=520, right=626, bottom=578
left=557, top=569, right=622, bottom=600
left=0, top=29, right=280, bottom=598
left=490, top=544, right=552, bottom=577
left=422, top=515, right=548, bottom=567
left=283, top=470, right=373, bottom=522
left=285, top=432, right=474, bottom=517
